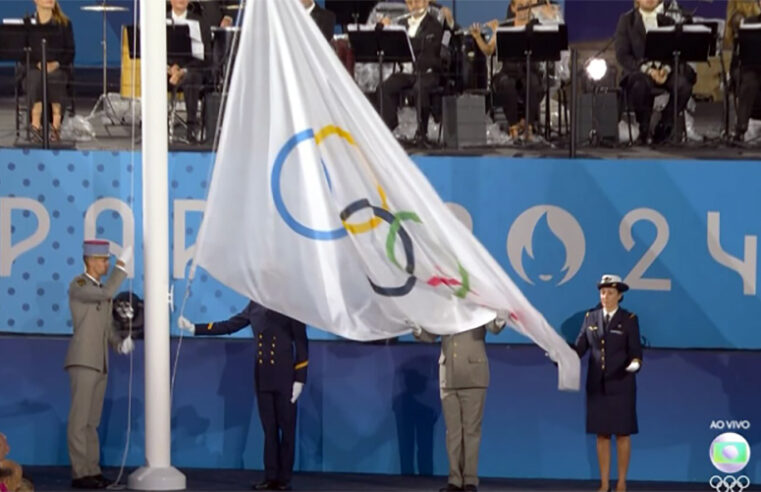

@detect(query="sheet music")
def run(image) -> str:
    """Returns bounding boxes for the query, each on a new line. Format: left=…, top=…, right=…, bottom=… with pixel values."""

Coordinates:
left=2, top=18, right=23, bottom=25
left=739, top=22, right=761, bottom=30
left=649, top=25, right=710, bottom=33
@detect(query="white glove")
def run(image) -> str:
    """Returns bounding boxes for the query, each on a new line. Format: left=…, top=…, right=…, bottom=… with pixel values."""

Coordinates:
left=625, top=360, right=641, bottom=373
left=118, top=245, right=133, bottom=265
left=177, top=316, right=195, bottom=334
left=119, top=336, right=134, bottom=355
left=290, top=381, right=304, bottom=404
left=405, top=319, right=422, bottom=337
left=494, top=317, right=507, bottom=328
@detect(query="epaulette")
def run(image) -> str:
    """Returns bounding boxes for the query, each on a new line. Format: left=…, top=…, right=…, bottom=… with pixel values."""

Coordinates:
left=585, top=312, right=590, bottom=318
left=629, top=313, right=636, bottom=319
left=76, top=277, right=86, bottom=287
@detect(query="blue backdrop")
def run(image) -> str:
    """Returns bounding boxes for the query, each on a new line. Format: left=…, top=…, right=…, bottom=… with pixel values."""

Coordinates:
left=1, top=150, right=760, bottom=349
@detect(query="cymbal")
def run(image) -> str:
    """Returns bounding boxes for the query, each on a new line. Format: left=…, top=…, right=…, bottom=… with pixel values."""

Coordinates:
left=81, top=5, right=129, bottom=12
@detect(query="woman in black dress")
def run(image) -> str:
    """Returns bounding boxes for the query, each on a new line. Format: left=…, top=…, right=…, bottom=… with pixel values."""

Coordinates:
left=575, top=274, right=643, bottom=492
left=28, top=0, right=75, bottom=142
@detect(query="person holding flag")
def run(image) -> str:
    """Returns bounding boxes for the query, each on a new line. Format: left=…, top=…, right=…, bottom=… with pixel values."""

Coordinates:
left=178, top=304, right=308, bottom=491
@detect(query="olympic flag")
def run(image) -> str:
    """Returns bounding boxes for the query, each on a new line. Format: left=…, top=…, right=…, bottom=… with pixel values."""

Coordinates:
left=192, top=0, right=580, bottom=390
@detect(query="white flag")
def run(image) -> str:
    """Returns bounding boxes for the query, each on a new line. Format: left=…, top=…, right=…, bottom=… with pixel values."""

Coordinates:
left=193, top=0, right=580, bottom=390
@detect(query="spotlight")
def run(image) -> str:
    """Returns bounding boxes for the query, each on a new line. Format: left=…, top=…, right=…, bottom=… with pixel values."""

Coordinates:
left=585, top=58, right=608, bottom=82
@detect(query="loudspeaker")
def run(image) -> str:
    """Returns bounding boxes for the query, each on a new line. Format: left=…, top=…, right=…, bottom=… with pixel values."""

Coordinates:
left=203, top=92, right=224, bottom=143
left=576, top=91, right=619, bottom=144
left=442, top=94, right=486, bottom=148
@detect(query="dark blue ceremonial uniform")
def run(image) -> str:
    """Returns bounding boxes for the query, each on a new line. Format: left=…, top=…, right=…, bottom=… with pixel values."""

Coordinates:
left=194, top=301, right=308, bottom=485
left=575, top=307, right=642, bottom=436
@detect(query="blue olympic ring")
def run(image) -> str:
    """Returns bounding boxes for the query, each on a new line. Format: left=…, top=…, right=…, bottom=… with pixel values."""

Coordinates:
left=271, top=129, right=348, bottom=241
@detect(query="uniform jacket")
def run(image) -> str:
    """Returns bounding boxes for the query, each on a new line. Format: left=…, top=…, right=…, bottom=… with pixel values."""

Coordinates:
left=574, top=307, right=643, bottom=395
left=404, top=13, right=444, bottom=74
left=64, top=267, right=127, bottom=372
left=417, top=320, right=504, bottom=389
left=194, top=301, right=308, bottom=392
left=614, top=8, right=696, bottom=83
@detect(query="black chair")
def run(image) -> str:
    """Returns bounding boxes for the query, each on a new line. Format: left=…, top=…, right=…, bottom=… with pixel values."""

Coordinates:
left=14, top=62, right=75, bottom=140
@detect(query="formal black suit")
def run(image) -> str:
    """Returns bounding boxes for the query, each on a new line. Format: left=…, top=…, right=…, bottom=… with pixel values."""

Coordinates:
left=167, top=9, right=213, bottom=131
left=309, top=3, right=336, bottom=42
left=378, top=12, right=444, bottom=134
left=191, top=0, right=234, bottom=28
left=493, top=17, right=543, bottom=128
left=575, top=307, right=643, bottom=436
left=25, top=14, right=75, bottom=106
left=615, top=8, right=695, bottom=140
left=734, top=14, right=761, bottom=136
left=194, top=302, right=308, bottom=486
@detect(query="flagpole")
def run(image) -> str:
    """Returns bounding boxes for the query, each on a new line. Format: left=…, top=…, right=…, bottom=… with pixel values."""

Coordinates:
left=128, top=0, right=185, bottom=489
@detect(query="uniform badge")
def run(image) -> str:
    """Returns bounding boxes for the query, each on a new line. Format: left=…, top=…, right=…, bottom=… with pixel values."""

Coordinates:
left=588, top=325, right=598, bottom=331
left=76, top=278, right=86, bottom=286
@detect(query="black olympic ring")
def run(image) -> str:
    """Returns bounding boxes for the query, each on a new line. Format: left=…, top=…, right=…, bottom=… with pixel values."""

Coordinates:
left=340, top=198, right=416, bottom=297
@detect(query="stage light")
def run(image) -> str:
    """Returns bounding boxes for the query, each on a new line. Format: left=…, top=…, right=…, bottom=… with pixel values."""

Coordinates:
left=585, top=58, right=608, bottom=82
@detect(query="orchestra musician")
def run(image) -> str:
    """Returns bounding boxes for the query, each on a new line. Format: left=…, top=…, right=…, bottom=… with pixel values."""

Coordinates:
left=376, top=0, right=444, bottom=143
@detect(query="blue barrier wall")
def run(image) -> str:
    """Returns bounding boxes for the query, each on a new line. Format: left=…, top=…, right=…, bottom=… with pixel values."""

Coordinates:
left=1, top=150, right=760, bottom=349
left=0, top=336, right=758, bottom=483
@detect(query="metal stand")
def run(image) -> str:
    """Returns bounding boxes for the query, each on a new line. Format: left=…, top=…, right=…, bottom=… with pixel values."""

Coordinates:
left=83, top=2, right=129, bottom=125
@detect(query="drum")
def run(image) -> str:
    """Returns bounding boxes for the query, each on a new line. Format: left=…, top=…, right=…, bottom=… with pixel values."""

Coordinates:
left=211, top=26, right=241, bottom=85
left=452, top=33, right=487, bottom=92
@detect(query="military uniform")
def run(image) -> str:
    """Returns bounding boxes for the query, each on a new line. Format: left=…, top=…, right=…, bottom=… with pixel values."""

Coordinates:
left=193, top=302, right=308, bottom=487
left=64, top=242, right=128, bottom=483
left=575, top=306, right=643, bottom=436
left=417, top=319, right=504, bottom=490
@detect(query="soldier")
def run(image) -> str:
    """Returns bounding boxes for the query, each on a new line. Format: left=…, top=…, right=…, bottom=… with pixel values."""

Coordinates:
left=575, top=274, right=643, bottom=492
left=65, top=240, right=134, bottom=489
left=410, top=316, right=506, bottom=492
left=178, top=303, right=308, bottom=491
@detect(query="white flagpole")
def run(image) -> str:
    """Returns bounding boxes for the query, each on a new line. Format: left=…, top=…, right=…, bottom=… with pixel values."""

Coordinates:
left=128, top=0, right=185, bottom=489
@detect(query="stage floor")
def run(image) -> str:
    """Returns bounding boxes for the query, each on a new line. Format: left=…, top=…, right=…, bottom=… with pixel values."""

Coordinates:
left=0, top=97, right=759, bottom=161
left=21, top=466, right=737, bottom=491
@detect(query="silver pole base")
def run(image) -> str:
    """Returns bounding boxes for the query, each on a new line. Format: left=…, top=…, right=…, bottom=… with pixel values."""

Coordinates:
left=127, top=466, right=186, bottom=491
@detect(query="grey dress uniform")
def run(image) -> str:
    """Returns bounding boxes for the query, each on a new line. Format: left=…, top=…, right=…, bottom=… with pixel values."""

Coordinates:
left=64, top=267, right=127, bottom=480
left=416, top=319, right=505, bottom=489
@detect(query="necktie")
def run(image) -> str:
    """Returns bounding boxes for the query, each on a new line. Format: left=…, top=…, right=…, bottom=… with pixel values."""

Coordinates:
left=603, top=314, right=610, bottom=332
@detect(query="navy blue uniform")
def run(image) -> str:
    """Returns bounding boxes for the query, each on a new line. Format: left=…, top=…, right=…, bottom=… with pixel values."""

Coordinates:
left=194, top=301, right=308, bottom=485
left=575, top=307, right=642, bottom=436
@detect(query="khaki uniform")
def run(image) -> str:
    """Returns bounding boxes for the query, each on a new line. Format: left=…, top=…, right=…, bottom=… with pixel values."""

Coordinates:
left=417, top=320, right=504, bottom=488
left=64, top=268, right=126, bottom=479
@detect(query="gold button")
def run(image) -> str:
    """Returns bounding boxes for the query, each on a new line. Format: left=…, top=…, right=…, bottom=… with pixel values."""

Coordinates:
left=258, top=359, right=263, bottom=364
left=601, top=340, right=605, bottom=344
left=453, top=353, right=457, bottom=358
left=258, top=343, right=262, bottom=347
left=258, top=351, right=262, bottom=356
left=270, top=360, right=275, bottom=365
left=270, top=351, right=274, bottom=355
left=453, top=342, right=457, bottom=347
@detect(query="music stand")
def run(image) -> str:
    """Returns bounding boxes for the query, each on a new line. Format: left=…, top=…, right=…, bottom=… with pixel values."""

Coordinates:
left=645, top=24, right=711, bottom=142
left=124, top=24, right=192, bottom=62
left=326, top=0, right=375, bottom=28
left=496, top=23, right=567, bottom=141
left=82, top=2, right=129, bottom=125
left=347, top=24, right=415, bottom=123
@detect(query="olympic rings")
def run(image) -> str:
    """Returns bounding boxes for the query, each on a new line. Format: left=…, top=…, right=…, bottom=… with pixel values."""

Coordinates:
left=271, top=126, right=388, bottom=240
left=340, top=198, right=416, bottom=297
left=709, top=475, right=751, bottom=492
left=272, top=126, right=473, bottom=300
